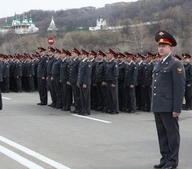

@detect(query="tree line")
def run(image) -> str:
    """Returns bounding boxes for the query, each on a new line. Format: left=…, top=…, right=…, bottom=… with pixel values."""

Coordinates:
left=0, top=0, right=191, bottom=55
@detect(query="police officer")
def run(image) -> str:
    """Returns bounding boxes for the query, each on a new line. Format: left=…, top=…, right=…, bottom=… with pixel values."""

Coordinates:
left=0, top=56, right=3, bottom=110
left=14, top=55, right=22, bottom=92
left=51, top=48, right=62, bottom=109
left=135, top=53, right=145, bottom=111
left=182, top=53, right=192, bottom=110
left=2, top=55, right=10, bottom=93
left=47, top=46, right=57, bottom=107
left=25, top=55, right=35, bottom=92
left=116, top=52, right=126, bottom=112
left=60, top=49, right=72, bottom=111
left=152, top=30, right=185, bottom=169
left=124, top=52, right=138, bottom=113
left=143, top=52, right=154, bottom=112
left=105, top=49, right=119, bottom=114
left=37, top=47, right=48, bottom=105
left=88, top=50, right=98, bottom=110
left=77, top=49, right=92, bottom=115
left=67, top=48, right=81, bottom=114
left=95, top=50, right=108, bottom=112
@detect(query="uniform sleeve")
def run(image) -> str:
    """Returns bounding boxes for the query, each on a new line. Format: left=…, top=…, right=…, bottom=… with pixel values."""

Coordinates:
left=113, top=62, right=119, bottom=84
left=172, top=61, right=186, bottom=113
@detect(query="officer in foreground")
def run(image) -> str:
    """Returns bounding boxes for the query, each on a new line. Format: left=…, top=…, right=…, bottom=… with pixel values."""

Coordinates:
left=152, top=30, right=185, bottom=169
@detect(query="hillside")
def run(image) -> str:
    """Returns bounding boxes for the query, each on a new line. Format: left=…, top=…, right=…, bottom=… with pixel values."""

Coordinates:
left=0, top=0, right=192, bottom=55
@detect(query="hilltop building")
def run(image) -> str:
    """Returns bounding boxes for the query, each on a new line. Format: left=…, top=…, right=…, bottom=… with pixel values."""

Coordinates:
left=47, top=16, right=58, bottom=31
left=0, top=13, right=39, bottom=35
left=89, top=17, right=124, bottom=31
left=89, top=17, right=159, bottom=31
left=89, top=17, right=107, bottom=31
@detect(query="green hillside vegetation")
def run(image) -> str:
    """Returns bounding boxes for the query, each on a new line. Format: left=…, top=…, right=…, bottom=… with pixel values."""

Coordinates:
left=0, top=0, right=191, bottom=55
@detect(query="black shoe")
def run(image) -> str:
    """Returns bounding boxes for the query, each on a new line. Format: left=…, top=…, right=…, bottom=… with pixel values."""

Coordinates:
left=110, top=111, right=119, bottom=115
left=162, top=165, right=176, bottom=169
left=82, top=113, right=90, bottom=116
left=154, top=163, right=165, bottom=168
left=37, top=102, right=47, bottom=105
left=55, top=105, right=63, bottom=109
left=96, top=107, right=103, bottom=111
left=78, top=111, right=84, bottom=115
left=61, top=108, right=70, bottom=111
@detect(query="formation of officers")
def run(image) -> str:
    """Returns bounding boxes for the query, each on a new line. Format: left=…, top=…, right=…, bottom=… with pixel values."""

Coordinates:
left=0, top=47, right=191, bottom=114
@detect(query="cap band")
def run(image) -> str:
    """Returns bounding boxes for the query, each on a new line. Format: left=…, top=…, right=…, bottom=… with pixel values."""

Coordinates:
left=158, top=38, right=172, bottom=46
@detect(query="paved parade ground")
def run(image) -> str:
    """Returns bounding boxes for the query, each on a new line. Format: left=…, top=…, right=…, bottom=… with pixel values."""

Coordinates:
left=0, top=92, right=192, bottom=169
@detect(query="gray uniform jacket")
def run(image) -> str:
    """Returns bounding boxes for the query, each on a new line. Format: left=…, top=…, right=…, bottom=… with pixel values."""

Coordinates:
left=151, top=55, right=185, bottom=113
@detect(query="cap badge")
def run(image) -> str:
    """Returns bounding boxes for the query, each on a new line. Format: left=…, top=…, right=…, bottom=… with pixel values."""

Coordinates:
left=159, top=31, right=164, bottom=36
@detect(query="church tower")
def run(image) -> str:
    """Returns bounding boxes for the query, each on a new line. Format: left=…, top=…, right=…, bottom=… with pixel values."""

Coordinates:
left=47, top=16, right=58, bottom=31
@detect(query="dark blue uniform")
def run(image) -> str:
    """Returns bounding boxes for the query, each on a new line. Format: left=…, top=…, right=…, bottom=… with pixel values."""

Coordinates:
left=68, top=57, right=81, bottom=113
left=14, top=60, right=22, bottom=92
left=47, top=56, right=57, bottom=107
left=124, top=61, right=138, bottom=113
left=90, top=59, right=98, bottom=110
left=37, top=55, right=47, bottom=105
left=0, top=60, right=3, bottom=110
left=183, top=62, right=192, bottom=110
left=60, top=58, right=72, bottom=111
left=2, top=60, right=10, bottom=92
left=95, top=59, right=107, bottom=112
left=105, top=59, right=119, bottom=114
left=143, top=61, right=154, bottom=111
left=135, top=61, right=145, bottom=111
left=52, top=58, right=62, bottom=109
left=152, top=55, right=185, bottom=168
left=77, top=59, right=92, bottom=115
left=117, top=61, right=126, bottom=111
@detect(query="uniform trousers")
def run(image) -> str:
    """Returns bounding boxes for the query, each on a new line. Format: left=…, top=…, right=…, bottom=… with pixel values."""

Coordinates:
left=2, top=77, right=10, bottom=92
left=53, top=75, right=62, bottom=108
left=37, top=78, right=47, bottom=104
left=79, top=85, right=91, bottom=115
left=154, top=112, right=180, bottom=167
left=106, top=82, right=119, bottom=113
left=184, top=84, right=192, bottom=109
left=47, top=77, right=56, bottom=106
left=118, top=81, right=126, bottom=111
left=61, top=82, right=72, bottom=110
left=71, top=84, right=81, bottom=113
left=125, top=86, right=136, bottom=112
left=0, top=86, right=2, bottom=110
left=96, top=83, right=108, bottom=111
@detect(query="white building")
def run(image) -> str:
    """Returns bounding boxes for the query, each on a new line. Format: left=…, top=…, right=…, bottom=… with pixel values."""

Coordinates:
left=89, top=17, right=125, bottom=31
left=89, top=17, right=159, bottom=31
left=0, top=13, right=39, bottom=35
left=47, top=16, right=58, bottom=31
left=89, top=17, right=107, bottom=31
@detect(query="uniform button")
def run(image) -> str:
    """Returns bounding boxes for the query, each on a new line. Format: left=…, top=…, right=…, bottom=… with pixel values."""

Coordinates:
left=154, top=80, right=157, bottom=82
left=154, top=93, right=156, bottom=96
left=156, top=73, right=158, bottom=75
left=154, top=86, right=156, bottom=88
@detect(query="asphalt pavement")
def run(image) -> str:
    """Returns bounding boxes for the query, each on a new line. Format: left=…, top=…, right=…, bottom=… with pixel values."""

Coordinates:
left=0, top=92, right=192, bottom=169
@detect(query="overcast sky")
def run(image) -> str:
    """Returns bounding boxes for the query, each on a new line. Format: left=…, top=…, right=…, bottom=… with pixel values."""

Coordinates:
left=1, top=0, right=138, bottom=18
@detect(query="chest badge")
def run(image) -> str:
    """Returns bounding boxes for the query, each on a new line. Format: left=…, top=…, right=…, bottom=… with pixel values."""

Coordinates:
left=177, top=67, right=183, bottom=74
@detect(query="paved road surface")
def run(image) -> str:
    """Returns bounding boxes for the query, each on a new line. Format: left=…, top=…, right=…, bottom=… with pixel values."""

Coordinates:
left=0, top=92, right=192, bottom=169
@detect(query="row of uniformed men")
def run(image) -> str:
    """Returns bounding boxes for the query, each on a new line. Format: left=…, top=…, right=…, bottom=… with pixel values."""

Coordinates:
left=36, top=46, right=160, bottom=115
left=0, top=48, right=191, bottom=114
left=36, top=46, right=192, bottom=115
